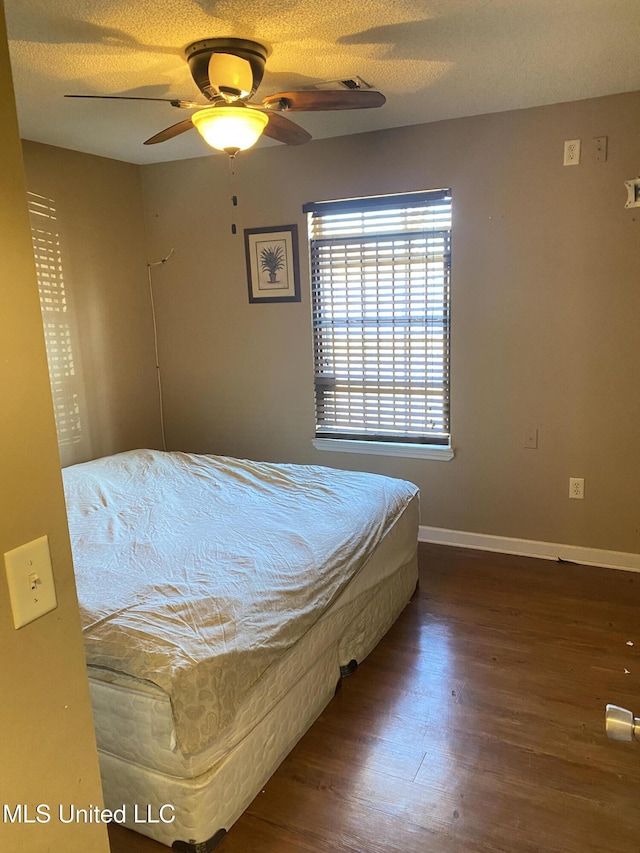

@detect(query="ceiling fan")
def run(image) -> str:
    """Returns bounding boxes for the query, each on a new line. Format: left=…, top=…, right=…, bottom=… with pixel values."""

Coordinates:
left=65, top=37, right=386, bottom=156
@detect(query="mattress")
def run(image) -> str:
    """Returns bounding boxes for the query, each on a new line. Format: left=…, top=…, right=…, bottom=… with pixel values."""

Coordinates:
left=88, top=491, right=419, bottom=779
left=64, top=449, right=418, bottom=757
left=63, top=449, right=420, bottom=849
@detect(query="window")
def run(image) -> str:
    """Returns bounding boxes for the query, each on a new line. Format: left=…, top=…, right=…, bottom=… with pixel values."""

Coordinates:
left=304, top=189, right=453, bottom=459
left=28, top=192, right=84, bottom=450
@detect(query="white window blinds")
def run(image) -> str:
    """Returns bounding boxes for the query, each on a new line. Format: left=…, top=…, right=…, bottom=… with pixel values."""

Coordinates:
left=28, top=192, right=83, bottom=448
left=304, top=190, right=452, bottom=445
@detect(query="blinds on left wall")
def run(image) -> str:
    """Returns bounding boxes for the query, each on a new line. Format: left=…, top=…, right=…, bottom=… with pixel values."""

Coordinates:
left=27, top=192, right=83, bottom=449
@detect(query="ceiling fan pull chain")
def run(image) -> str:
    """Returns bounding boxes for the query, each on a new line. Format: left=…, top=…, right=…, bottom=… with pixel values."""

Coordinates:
left=229, top=155, right=238, bottom=235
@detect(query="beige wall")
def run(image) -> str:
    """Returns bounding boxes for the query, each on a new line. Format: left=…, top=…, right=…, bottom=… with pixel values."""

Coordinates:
left=22, top=140, right=162, bottom=466
left=141, top=90, right=640, bottom=555
left=0, top=5, right=109, bottom=851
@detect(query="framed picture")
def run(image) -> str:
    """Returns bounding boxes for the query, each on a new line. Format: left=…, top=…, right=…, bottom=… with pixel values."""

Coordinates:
left=244, top=224, right=301, bottom=303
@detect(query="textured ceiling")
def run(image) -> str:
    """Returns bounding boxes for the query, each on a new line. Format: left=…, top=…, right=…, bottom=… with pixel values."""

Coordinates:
left=5, top=0, right=640, bottom=165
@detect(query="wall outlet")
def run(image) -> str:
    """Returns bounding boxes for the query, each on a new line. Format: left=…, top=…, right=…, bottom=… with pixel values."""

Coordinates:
left=564, top=139, right=581, bottom=166
left=524, top=427, right=538, bottom=449
left=569, top=477, right=585, bottom=499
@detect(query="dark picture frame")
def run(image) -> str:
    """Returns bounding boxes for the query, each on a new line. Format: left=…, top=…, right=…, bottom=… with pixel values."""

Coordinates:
left=244, top=224, right=301, bottom=303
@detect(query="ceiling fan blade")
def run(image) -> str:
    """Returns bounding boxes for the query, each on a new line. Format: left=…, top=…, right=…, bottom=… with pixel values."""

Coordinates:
left=65, top=94, right=201, bottom=109
left=262, top=112, right=312, bottom=146
left=144, top=118, right=196, bottom=145
left=261, top=89, right=386, bottom=112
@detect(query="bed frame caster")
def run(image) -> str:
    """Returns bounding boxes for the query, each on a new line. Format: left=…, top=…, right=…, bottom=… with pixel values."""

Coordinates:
left=605, top=704, right=640, bottom=742
left=172, top=829, right=227, bottom=852
left=340, top=658, right=358, bottom=678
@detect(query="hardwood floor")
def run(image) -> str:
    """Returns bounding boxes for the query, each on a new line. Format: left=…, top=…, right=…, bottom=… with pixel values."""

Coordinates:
left=109, top=543, right=640, bottom=852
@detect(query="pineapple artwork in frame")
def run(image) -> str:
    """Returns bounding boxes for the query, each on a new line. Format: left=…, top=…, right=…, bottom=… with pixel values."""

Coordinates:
left=244, top=224, right=301, bottom=303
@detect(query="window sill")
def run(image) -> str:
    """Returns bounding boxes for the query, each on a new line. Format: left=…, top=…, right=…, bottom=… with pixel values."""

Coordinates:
left=312, top=438, right=454, bottom=461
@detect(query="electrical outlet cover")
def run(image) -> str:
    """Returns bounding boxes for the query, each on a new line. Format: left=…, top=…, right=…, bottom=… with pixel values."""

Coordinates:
left=564, top=139, right=581, bottom=166
left=569, top=477, right=585, bottom=499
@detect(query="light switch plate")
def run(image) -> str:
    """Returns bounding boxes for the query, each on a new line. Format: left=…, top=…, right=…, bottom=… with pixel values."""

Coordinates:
left=4, top=535, right=57, bottom=629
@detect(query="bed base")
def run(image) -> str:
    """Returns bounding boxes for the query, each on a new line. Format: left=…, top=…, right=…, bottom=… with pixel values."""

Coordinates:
left=340, top=658, right=359, bottom=677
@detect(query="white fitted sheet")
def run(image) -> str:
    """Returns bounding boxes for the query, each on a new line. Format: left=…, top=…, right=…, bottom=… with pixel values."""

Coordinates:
left=64, top=449, right=418, bottom=756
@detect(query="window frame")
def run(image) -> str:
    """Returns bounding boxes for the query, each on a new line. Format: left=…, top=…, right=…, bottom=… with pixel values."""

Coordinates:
left=304, top=189, right=453, bottom=461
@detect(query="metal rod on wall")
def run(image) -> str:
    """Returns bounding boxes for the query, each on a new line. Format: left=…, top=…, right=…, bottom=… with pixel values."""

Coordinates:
left=147, top=248, right=174, bottom=452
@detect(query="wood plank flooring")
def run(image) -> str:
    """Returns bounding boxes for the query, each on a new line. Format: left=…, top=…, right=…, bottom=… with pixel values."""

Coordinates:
left=108, top=543, right=640, bottom=852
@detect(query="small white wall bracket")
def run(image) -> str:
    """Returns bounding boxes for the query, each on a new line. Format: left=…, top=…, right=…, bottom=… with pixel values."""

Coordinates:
left=624, top=177, right=640, bottom=208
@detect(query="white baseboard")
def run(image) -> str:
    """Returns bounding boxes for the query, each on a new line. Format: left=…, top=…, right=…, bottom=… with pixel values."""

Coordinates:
left=418, top=525, right=640, bottom=573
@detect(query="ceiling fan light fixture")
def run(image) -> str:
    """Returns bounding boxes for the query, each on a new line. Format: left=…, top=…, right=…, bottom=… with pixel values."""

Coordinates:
left=192, top=107, right=268, bottom=153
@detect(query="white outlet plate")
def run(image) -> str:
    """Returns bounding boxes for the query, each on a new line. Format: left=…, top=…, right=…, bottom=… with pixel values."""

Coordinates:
left=4, top=535, right=57, bottom=629
left=569, top=477, right=585, bottom=499
left=564, top=139, right=581, bottom=166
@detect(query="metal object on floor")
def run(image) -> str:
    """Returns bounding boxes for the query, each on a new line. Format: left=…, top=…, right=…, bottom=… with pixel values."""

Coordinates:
left=605, top=704, right=640, bottom=742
